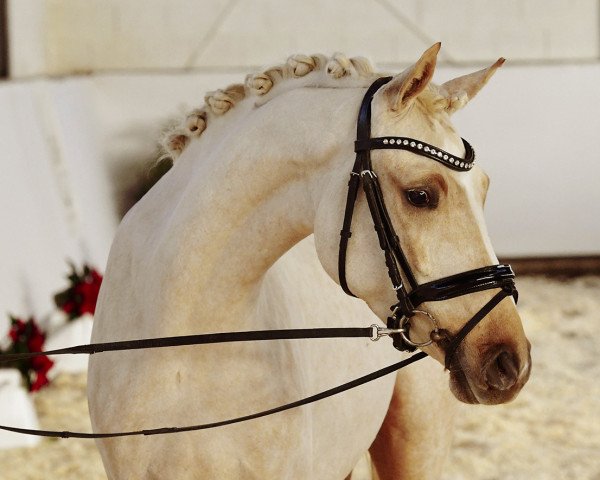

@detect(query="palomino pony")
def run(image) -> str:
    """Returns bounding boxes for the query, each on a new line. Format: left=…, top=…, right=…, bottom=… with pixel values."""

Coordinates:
left=88, top=44, right=531, bottom=479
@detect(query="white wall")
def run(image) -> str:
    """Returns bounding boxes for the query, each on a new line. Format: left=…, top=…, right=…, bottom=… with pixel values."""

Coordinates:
left=448, top=64, right=600, bottom=256
left=8, top=0, right=600, bottom=77
left=0, top=81, right=83, bottom=321
left=0, top=79, right=117, bottom=330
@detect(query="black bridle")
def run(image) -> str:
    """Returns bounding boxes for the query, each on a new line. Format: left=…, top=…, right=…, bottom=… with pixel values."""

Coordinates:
left=338, top=76, right=517, bottom=367
left=0, top=77, right=518, bottom=440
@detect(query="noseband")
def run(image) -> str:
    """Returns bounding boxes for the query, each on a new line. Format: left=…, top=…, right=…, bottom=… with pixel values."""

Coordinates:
left=338, top=76, right=517, bottom=367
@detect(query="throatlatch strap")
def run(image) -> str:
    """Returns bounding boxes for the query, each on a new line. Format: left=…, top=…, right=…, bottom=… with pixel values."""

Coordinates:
left=0, top=352, right=427, bottom=439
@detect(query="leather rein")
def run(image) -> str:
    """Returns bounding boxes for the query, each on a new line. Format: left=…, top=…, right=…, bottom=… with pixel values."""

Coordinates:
left=0, top=77, right=517, bottom=439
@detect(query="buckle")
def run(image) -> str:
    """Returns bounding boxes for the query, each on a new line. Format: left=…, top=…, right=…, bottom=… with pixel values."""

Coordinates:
left=369, top=324, right=404, bottom=341
left=389, top=308, right=440, bottom=348
left=360, top=170, right=377, bottom=179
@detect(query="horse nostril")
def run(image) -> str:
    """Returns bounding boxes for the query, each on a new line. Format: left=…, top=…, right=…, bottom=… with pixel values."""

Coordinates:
left=485, top=351, right=519, bottom=391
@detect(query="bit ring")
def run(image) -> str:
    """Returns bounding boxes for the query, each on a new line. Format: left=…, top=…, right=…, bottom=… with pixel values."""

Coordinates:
left=398, top=309, right=440, bottom=348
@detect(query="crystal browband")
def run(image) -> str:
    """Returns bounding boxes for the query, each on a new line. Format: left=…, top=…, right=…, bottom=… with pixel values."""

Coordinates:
left=354, top=137, right=475, bottom=171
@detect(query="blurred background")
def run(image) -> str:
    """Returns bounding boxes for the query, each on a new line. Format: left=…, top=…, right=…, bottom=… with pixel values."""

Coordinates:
left=0, top=1, right=599, bottom=479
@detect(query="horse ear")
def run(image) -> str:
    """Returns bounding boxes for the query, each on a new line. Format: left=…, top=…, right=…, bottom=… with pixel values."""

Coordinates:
left=440, top=58, right=505, bottom=114
left=382, top=43, right=441, bottom=112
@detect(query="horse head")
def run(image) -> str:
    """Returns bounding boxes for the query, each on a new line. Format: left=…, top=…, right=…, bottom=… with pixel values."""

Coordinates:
left=315, top=44, right=531, bottom=405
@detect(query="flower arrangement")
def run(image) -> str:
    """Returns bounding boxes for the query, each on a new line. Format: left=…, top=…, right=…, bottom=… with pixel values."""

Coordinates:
left=54, top=264, right=103, bottom=320
left=1, top=263, right=102, bottom=392
left=3, top=317, right=54, bottom=392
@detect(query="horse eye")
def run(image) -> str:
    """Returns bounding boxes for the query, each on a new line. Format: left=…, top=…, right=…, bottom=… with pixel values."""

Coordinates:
left=406, top=189, right=430, bottom=207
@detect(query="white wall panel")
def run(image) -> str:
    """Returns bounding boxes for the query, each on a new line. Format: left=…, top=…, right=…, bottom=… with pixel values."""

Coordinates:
left=46, top=80, right=118, bottom=265
left=397, top=0, right=599, bottom=62
left=194, top=0, right=427, bottom=67
left=8, top=0, right=600, bottom=77
left=447, top=63, right=600, bottom=256
left=0, top=82, right=84, bottom=334
left=43, top=0, right=231, bottom=73
left=6, top=0, right=47, bottom=77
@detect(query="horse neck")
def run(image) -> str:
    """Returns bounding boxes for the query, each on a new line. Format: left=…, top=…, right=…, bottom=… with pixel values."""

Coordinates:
left=159, top=87, right=360, bottom=321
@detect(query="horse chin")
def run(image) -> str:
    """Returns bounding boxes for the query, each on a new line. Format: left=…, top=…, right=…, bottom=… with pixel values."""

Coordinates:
left=448, top=368, right=480, bottom=405
left=448, top=354, right=530, bottom=405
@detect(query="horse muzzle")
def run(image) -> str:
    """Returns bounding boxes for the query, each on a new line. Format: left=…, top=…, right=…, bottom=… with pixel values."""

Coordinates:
left=449, top=341, right=532, bottom=405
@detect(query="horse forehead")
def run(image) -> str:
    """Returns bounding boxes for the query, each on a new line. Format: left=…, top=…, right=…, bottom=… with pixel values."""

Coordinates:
left=380, top=152, right=479, bottom=195
left=370, top=91, right=482, bottom=196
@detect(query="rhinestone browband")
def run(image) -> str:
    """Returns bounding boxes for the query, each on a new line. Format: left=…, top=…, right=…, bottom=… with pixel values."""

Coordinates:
left=354, top=137, right=475, bottom=172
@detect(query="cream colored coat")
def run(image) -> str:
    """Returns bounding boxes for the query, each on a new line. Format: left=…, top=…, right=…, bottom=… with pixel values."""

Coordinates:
left=88, top=45, right=530, bottom=479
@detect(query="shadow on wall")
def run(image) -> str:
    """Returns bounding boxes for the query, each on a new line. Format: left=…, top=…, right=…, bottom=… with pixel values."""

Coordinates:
left=101, top=119, right=175, bottom=218
left=108, top=155, right=173, bottom=219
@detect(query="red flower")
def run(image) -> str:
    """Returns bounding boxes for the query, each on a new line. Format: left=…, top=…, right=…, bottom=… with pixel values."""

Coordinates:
left=30, top=354, right=53, bottom=392
left=54, top=265, right=103, bottom=319
left=27, top=334, right=44, bottom=352
left=8, top=319, right=25, bottom=342
left=30, top=371, right=50, bottom=392
left=74, top=269, right=102, bottom=315
left=3, top=316, right=54, bottom=392
left=25, top=321, right=45, bottom=352
left=61, top=299, right=76, bottom=315
left=31, top=353, right=53, bottom=372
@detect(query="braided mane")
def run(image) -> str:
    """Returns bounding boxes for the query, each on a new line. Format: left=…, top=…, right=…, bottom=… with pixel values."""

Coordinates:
left=160, top=53, right=378, bottom=160
left=159, top=53, right=454, bottom=161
